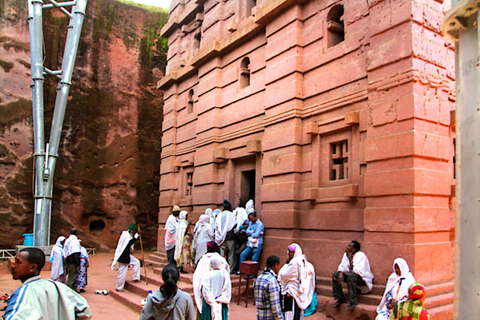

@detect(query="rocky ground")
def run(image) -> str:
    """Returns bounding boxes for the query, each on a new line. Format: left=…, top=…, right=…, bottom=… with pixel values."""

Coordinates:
left=0, top=252, right=298, bottom=320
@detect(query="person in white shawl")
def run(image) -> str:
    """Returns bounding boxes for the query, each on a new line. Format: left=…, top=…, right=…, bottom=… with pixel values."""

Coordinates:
left=200, top=255, right=232, bottom=320
left=165, top=205, right=181, bottom=265
left=278, top=243, right=315, bottom=320
left=245, top=199, right=254, bottom=215
left=193, top=241, right=230, bottom=315
left=50, top=236, right=66, bottom=283
left=174, top=211, right=191, bottom=272
left=111, top=224, right=140, bottom=291
left=193, top=213, right=215, bottom=265
left=332, top=240, right=374, bottom=310
left=205, top=208, right=216, bottom=229
left=215, top=200, right=236, bottom=269
left=375, top=258, right=415, bottom=320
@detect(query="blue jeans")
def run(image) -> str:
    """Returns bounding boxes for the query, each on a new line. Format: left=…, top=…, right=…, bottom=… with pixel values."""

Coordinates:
left=239, top=244, right=263, bottom=270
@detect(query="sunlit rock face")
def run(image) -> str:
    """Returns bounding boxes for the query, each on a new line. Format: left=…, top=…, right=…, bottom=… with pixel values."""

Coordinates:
left=0, top=0, right=168, bottom=250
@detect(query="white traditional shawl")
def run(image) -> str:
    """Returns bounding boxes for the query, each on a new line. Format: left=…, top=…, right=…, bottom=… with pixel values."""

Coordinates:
left=50, top=236, right=66, bottom=280
left=174, top=211, right=189, bottom=261
left=111, top=231, right=133, bottom=270
left=201, top=256, right=232, bottom=320
left=234, top=207, right=248, bottom=233
left=193, top=252, right=230, bottom=313
left=214, top=210, right=235, bottom=246
left=337, top=250, right=374, bottom=293
left=245, top=199, right=254, bottom=214
left=3, top=276, right=92, bottom=320
left=205, top=208, right=216, bottom=227
left=63, top=234, right=81, bottom=258
left=376, top=258, right=416, bottom=314
left=277, top=244, right=316, bottom=310
left=164, top=214, right=178, bottom=250
left=193, top=215, right=214, bottom=264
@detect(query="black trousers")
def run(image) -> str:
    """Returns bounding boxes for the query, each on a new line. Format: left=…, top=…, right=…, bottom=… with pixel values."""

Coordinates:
left=282, top=295, right=302, bottom=320
left=166, top=247, right=176, bottom=266
left=332, top=271, right=366, bottom=304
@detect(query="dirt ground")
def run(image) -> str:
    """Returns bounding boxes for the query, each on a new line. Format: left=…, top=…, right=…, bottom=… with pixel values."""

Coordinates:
left=0, top=252, right=258, bottom=320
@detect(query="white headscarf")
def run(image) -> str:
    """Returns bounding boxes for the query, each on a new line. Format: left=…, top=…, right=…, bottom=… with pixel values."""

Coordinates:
left=193, top=252, right=231, bottom=313
left=214, top=209, right=235, bottom=246
left=55, top=236, right=66, bottom=248
left=50, top=236, right=66, bottom=280
left=205, top=208, right=215, bottom=227
left=234, top=207, right=248, bottom=233
left=194, top=214, right=211, bottom=233
left=202, top=256, right=232, bottom=320
left=278, top=243, right=316, bottom=310
left=376, top=258, right=416, bottom=314
left=174, top=211, right=189, bottom=261
left=245, top=199, right=254, bottom=214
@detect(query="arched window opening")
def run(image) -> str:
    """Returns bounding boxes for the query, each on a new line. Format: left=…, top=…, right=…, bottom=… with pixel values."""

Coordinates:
left=240, top=57, right=251, bottom=88
left=327, top=4, right=345, bottom=48
left=187, top=89, right=194, bottom=113
left=246, top=0, right=257, bottom=16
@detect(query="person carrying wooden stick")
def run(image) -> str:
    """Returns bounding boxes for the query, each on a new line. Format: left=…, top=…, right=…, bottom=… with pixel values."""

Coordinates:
left=111, top=223, right=141, bottom=292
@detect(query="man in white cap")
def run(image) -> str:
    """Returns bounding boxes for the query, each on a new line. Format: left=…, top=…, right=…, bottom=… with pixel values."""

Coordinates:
left=165, top=205, right=181, bottom=265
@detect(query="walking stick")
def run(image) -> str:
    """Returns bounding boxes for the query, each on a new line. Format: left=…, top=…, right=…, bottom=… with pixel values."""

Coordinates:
left=137, top=225, right=148, bottom=285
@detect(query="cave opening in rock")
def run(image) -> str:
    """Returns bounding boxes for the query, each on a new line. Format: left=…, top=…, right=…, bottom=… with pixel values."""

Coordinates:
left=89, top=219, right=105, bottom=234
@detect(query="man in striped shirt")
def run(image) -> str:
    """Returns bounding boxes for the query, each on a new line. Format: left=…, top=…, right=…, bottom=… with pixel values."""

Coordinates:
left=4, top=248, right=91, bottom=319
left=254, top=255, right=284, bottom=320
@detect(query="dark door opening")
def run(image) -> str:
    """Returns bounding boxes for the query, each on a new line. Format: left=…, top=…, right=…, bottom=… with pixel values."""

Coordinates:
left=240, top=170, right=256, bottom=205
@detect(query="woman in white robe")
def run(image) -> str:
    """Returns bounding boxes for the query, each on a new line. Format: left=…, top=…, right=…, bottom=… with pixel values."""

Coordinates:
left=278, top=243, right=316, bottom=320
left=376, top=258, right=416, bottom=320
left=175, top=211, right=191, bottom=272
left=50, top=236, right=66, bottom=283
left=201, top=256, right=231, bottom=320
left=193, top=214, right=214, bottom=264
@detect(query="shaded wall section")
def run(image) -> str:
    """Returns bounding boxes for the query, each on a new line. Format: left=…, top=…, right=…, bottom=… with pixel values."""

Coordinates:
left=0, top=0, right=168, bottom=249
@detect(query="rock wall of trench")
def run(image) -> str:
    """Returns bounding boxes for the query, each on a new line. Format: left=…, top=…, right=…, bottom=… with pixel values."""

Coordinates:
left=0, top=0, right=167, bottom=250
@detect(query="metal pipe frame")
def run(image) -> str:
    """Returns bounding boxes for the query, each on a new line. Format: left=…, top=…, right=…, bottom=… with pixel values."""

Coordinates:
left=28, top=0, right=87, bottom=246
left=443, top=1, right=480, bottom=319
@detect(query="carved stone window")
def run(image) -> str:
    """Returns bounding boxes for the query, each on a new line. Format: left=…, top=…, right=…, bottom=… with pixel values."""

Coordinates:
left=246, top=0, right=256, bottom=16
left=330, top=140, right=348, bottom=180
left=240, top=57, right=251, bottom=88
left=327, top=4, right=345, bottom=48
left=186, top=172, right=193, bottom=196
left=187, top=89, right=194, bottom=114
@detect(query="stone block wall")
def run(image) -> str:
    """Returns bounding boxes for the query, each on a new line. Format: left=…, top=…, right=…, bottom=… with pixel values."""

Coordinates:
left=158, top=0, right=455, bottom=288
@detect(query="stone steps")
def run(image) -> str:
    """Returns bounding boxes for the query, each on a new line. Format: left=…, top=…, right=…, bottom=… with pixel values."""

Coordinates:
left=112, top=252, right=455, bottom=320
left=315, top=277, right=454, bottom=320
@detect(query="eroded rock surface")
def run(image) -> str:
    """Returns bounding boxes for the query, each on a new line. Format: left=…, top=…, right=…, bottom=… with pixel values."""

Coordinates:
left=0, top=0, right=167, bottom=249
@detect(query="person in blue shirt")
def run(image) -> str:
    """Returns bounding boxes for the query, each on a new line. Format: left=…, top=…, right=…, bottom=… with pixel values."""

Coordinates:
left=238, top=212, right=264, bottom=276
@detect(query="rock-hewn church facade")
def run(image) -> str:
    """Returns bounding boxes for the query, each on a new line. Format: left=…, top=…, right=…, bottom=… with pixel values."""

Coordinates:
left=157, top=0, right=454, bottom=318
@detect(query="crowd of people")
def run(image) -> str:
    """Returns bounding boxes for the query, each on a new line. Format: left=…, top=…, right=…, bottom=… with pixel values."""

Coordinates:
left=50, top=228, right=90, bottom=293
left=2, top=201, right=431, bottom=320
left=163, top=199, right=263, bottom=275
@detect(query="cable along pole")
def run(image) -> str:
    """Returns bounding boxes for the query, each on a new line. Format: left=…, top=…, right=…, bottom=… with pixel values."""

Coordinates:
left=28, top=0, right=88, bottom=246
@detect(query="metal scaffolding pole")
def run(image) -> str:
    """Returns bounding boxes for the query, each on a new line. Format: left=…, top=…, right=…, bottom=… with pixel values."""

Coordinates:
left=443, top=1, right=480, bottom=319
left=28, top=0, right=87, bottom=246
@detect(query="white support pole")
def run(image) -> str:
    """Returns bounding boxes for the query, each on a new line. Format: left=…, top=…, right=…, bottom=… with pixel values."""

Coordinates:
left=443, top=1, right=480, bottom=319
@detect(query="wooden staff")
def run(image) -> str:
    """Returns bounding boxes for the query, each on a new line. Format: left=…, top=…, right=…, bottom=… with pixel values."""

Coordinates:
left=188, top=222, right=193, bottom=272
left=137, top=224, right=148, bottom=285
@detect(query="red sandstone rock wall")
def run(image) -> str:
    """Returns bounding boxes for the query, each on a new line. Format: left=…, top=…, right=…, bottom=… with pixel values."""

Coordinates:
left=0, top=0, right=167, bottom=250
